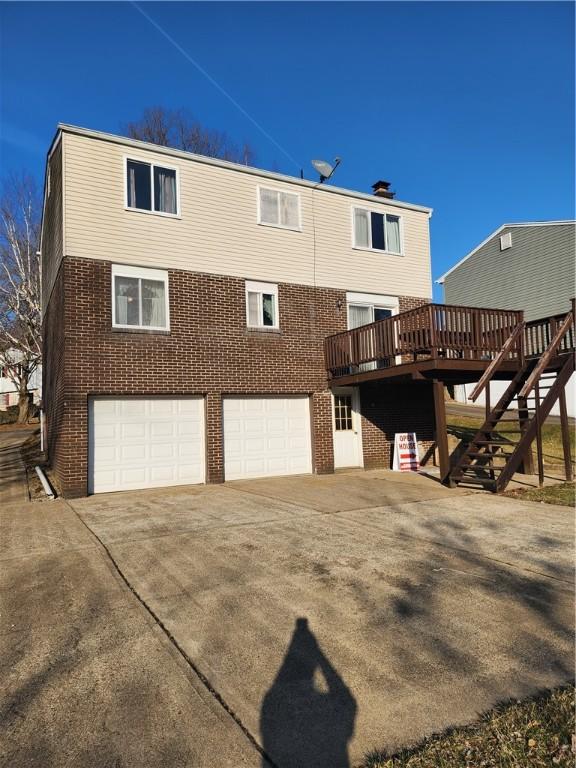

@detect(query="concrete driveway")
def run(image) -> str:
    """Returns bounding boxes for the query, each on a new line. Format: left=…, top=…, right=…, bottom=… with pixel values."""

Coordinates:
left=2, top=470, right=573, bottom=767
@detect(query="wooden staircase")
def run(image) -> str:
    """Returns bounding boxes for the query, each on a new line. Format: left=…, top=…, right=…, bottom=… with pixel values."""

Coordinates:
left=449, top=308, right=575, bottom=492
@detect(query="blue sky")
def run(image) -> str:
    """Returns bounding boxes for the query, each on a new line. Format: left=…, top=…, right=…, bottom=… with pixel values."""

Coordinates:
left=1, top=1, right=573, bottom=298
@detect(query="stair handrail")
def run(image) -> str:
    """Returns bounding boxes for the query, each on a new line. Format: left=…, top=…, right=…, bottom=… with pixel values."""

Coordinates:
left=469, top=320, right=525, bottom=402
left=518, top=310, right=574, bottom=399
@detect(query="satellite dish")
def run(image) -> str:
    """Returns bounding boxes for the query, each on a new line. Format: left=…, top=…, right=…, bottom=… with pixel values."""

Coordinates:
left=311, top=157, right=341, bottom=183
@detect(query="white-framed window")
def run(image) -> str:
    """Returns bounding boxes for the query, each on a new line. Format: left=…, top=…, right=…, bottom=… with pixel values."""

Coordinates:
left=346, top=293, right=399, bottom=330
left=245, top=280, right=279, bottom=329
left=112, top=264, right=170, bottom=331
left=346, top=292, right=400, bottom=370
left=257, top=186, right=301, bottom=230
left=352, top=207, right=402, bottom=254
left=500, top=232, right=512, bottom=251
left=125, top=158, right=180, bottom=216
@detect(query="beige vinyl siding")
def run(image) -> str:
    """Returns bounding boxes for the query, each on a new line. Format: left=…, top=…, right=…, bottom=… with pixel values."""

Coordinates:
left=41, top=140, right=64, bottom=311
left=62, top=131, right=432, bottom=299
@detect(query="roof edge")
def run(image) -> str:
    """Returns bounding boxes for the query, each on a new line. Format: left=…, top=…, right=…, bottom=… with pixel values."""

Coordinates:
left=436, top=220, right=576, bottom=284
left=55, top=122, right=433, bottom=215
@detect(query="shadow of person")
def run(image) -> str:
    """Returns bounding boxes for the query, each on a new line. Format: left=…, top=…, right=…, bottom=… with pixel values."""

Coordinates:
left=260, top=617, right=356, bottom=768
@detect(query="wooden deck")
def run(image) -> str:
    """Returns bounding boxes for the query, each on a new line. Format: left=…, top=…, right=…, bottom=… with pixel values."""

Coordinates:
left=324, top=303, right=574, bottom=386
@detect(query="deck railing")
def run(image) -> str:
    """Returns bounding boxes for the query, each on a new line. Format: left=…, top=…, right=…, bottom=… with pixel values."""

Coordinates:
left=524, top=308, right=575, bottom=359
left=324, top=303, right=524, bottom=379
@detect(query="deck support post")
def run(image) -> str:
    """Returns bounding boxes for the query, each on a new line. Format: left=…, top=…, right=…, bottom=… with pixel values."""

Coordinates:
left=558, top=387, right=573, bottom=482
left=534, top=382, right=545, bottom=487
left=517, top=395, right=534, bottom=475
left=433, top=380, right=452, bottom=486
left=485, top=381, right=495, bottom=481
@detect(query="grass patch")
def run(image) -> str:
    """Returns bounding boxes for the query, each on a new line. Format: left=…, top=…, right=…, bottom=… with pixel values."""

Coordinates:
left=447, top=414, right=575, bottom=470
left=502, top=482, right=575, bottom=507
left=365, top=685, right=575, bottom=767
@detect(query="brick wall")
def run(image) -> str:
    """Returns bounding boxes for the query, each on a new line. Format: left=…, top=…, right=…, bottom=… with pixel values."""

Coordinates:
left=44, top=256, right=434, bottom=496
left=360, top=380, right=435, bottom=469
left=42, top=263, right=66, bottom=494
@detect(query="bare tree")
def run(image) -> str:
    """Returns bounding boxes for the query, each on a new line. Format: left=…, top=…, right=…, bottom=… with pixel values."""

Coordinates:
left=124, top=106, right=256, bottom=165
left=0, top=174, right=41, bottom=423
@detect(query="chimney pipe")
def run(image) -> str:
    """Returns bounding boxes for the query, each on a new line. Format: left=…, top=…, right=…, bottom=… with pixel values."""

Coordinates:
left=372, top=180, right=395, bottom=199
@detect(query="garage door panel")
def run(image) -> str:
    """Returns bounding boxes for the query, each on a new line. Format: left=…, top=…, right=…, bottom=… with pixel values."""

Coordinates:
left=121, top=422, right=146, bottom=439
left=223, top=396, right=312, bottom=481
left=150, top=443, right=176, bottom=460
left=120, top=444, right=147, bottom=461
left=89, top=397, right=205, bottom=494
left=150, top=421, right=176, bottom=438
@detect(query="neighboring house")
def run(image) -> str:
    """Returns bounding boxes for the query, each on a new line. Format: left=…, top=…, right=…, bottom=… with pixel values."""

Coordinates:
left=40, top=124, right=434, bottom=497
left=437, top=221, right=576, bottom=416
left=0, top=351, right=42, bottom=410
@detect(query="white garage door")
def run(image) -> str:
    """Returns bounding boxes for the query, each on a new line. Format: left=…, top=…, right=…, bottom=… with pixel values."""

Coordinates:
left=89, top=397, right=205, bottom=494
left=223, top=396, right=312, bottom=481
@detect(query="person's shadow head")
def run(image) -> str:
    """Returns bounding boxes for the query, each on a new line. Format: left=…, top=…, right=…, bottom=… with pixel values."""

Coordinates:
left=260, top=617, right=356, bottom=768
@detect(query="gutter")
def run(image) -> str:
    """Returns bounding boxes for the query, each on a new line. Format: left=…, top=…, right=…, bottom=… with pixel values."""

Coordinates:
left=35, top=466, right=55, bottom=500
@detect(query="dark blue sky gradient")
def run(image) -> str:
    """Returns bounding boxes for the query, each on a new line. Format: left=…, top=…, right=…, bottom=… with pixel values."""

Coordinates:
left=1, top=2, right=573, bottom=297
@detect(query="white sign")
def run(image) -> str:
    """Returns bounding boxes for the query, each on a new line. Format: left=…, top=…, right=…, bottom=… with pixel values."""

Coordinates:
left=393, top=432, right=420, bottom=472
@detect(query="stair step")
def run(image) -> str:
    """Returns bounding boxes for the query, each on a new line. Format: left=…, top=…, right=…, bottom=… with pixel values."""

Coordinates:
left=463, top=466, right=505, bottom=474
left=491, top=429, right=523, bottom=434
left=474, top=439, right=519, bottom=446
left=454, top=476, right=497, bottom=488
left=473, top=452, right=514, bottom=459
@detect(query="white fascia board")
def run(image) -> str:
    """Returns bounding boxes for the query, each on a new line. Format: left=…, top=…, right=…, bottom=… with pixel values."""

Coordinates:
left=54, top=123, right=433, bottom=215
left=435, top=220, right=576, bottom=284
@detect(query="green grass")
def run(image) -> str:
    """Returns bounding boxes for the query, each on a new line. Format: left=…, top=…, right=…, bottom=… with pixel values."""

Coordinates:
left=502, top=482, right=575, bottom=507
left=447, top=414, right=575, bottom=470
left=364, top=685, right=575, bottom=767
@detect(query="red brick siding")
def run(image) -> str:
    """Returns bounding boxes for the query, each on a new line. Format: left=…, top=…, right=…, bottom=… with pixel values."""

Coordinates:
left=310, top=391, right=334, bottom=474
left=42, top=262, right=66, bottom=494
left=44, top=256, right=434, bottom=495
left=360, top=380, right=435, bottom=469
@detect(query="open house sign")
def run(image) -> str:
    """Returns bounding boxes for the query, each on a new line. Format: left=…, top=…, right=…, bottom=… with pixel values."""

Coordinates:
left=393, top=433, right=420, bottom=472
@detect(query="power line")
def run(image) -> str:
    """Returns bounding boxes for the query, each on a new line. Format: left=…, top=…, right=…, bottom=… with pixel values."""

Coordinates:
left=131, top=2, right=302, bottom=172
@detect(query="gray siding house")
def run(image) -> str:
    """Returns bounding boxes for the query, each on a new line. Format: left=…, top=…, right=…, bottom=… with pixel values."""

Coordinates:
left=438, top=220, right=575, bottom=415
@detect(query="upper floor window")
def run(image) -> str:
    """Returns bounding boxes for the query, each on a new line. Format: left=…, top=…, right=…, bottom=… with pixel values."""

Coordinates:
left=500, top=232, right=512, bottom=251
left=258, top=187, right=301, bottom=230
left=112, top=264, right=170, bottom=331
left=353, top=207, right=402, bottom=254
left=126, top=159, right=179, bottom=216
left=245, top=280, right=279, bottom=329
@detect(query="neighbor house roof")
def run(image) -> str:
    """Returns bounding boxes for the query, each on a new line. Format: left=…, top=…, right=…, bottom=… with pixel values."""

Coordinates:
left=436, top=220, right=575, bottom=284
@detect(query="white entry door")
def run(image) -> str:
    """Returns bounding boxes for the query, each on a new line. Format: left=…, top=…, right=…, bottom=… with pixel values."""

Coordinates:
left=89, top=396, right=205, bottom=493
left=223, top=396, right=312, bottom=481
left=332, top=387, right=363, bottom=468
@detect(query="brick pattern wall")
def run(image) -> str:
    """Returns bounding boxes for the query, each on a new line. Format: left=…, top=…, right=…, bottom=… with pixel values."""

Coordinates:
left=360, top=380, right=435, bottom=469
left=42, top=264, right=66, bottom=494
left=44, top=256, right=434, bottom=496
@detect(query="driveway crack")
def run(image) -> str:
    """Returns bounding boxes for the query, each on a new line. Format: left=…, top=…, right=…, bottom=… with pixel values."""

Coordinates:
left=65, top=501, right=278, bottom=768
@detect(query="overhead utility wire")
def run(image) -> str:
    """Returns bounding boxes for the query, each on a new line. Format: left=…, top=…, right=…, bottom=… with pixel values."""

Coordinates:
left=131, top=2, right=302, bottom=172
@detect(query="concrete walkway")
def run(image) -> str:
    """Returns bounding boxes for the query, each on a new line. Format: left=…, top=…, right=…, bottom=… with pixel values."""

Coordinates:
left=0, top=426, right=34, bottom=504
left=2, top=470, right=573, bottom=767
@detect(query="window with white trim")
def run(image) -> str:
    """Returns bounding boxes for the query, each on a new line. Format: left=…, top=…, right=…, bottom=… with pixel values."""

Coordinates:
left=245, top=281, right=279, bottom=328
left=258, top=187, right=300, bottom=230
left=126, top=159, right=179, bottom=215
left=112, top=264, right=170, bottom=331
left=353, top=207, right=402, bottom=254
